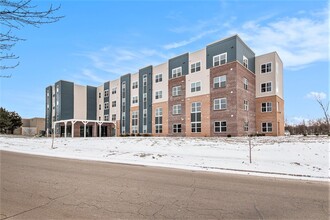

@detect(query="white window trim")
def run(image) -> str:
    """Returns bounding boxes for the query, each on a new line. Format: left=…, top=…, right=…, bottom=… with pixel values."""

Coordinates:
left=243, top=56, right=248, bottom=68
left=190, top=61, right=201, bottom=73
left=261, top=81, right=272, bottom=93
left=260, top=62, right=272, bottom=74
left=261, top=122, right=273, bottom=133
left=191, top=81, right=201, bottom=93
left=213, top=52, right=227, bottom=67
left=214, top=121, right=227, bottom=133
left=155, top=90, right=163, bottom=99
left=155, top=73, right=163, bottom=83
left=213, top=98, right=227, bottom=110
left=171, top=67, right=182, bottom=78
left=261, top=102, right=272, bottom=113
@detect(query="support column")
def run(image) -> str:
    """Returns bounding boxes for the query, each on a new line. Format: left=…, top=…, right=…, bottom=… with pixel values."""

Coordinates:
left=97, top=122, right=103, bottom=137
left=82, top=121, right=88, bottom=138
left=64, top=121, right=67, bottom=138
left=71, top=120, right=77, bottom=138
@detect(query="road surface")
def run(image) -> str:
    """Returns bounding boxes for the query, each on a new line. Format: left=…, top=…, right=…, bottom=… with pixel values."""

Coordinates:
left=1, top=150, right=329, bottom=219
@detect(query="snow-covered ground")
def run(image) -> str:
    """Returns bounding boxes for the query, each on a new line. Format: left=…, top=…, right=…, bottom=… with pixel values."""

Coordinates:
left=1, top=135, right=329, bottom=181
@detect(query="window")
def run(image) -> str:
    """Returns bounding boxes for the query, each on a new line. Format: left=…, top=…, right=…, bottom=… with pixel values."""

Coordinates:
left=155, top=74, right=162, bottom=83
left=244, top=122, right=249, bottom=132
left=47, top=92, right=49, bottom=97
left=132, top=81, right=138, bottom=89
left=99, top=116, right=101, bottom=121
left=214, top=98, right=227, bottom=110
left=244, top=100, right=249, bottom=111
left=213, top=75, right=226, bottom=88
left=261, top=102, right=272, bottom=112
left=132, top=111, right=138, bottom=133
left=213, top=53, right=227, bottom=67
left=99, top=92, right=101, bottom=98
left=112, top=114, right=116, bottom=121
left=243, top=78, right=248, bottom=90
left=191, top=61, right=201, bottom=73
left=243, top=56, right=248, bottom=68
left=104, top=115, right=109, bottom=121
left=155, top=91, right=163, bottom=99
left=261, top=82, right=272, bottom=93
left=173, top=124, right=182, bottom=133
left=261, top=62, right=272, bottom=73
left=112, top=88, right=117, bottom=94
left=56, top=85, right=59, bottom=93
left=262, top=122, right=272, bottom=132
left=214, top=121, right=227, bottom=133
left=191, top=82, right=201, bottom=92
left=191, top=102, right=201, bottom=133
left=173, top=104, right=182, bottom=115
left=104, top=89, right=109, bottom=97
left=172, top=86, right=182, bottom=96
left=112, top=101, right=116, bottom=107
left=132, top=96, right=138, bottom=104
left=155, top=108, right=163, bottom=133
left=172, top=67, right=182, bottom=78
left=99, top=104, right=101, bottom=110
left=104, top=102, right=109, bottom=110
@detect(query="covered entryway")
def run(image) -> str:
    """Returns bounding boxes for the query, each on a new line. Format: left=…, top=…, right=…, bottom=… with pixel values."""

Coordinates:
left=53, top=119, right=116, bottom=138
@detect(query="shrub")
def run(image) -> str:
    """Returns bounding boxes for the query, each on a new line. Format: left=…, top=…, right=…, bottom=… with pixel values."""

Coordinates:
left=303, top=133, right=307, bottom=136
left=136, top=133, right=141, bottom=136
left=130, top=133, right=136, bottom=137
left=227, top=134, right=232, bottom=138
left=315, top=133, right=319, bottom=136
left=142, top=133, right=151, bottom=137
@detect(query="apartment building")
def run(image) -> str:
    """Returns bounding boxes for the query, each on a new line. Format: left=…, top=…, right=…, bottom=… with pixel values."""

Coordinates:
left=45, top=35, right=284, bottom=137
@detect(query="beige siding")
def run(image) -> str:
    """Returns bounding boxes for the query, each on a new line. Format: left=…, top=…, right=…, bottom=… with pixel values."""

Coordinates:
left=131, top=73, right=139, bottom=107
left=110, top=79, right=120, bottom=121
left=186, top=49, right=210, bottom=98
left=255, top=52, right=283, bottom=99
left=96, top=85, right=104, bottom=120
left=74, top=85, right=87, bottom=119
left=152, top=62, right=168, bottom=103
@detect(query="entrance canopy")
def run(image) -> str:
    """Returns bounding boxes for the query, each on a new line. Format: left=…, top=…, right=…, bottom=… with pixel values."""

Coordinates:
left=53, top=119, right=116, bottom=138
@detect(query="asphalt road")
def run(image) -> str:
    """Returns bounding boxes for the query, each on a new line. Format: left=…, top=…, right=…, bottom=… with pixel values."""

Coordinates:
left=0, top=151, right=329, bottom=219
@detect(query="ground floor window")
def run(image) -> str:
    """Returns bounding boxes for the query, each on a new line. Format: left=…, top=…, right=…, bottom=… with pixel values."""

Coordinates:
left=173, top=124, right=182, bottom=133
left=244, top=121, right=249, bottom=132
left=214, top=121, right=226, bottom=133
left=155, top=108, right=163, bottom=133
left=262, top=122, right=272, bottom=132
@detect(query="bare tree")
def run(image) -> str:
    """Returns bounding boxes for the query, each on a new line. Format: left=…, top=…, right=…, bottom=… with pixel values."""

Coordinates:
left=0, top=0, right=63, bottom=76
left=315, top=95, right=330, bottom=134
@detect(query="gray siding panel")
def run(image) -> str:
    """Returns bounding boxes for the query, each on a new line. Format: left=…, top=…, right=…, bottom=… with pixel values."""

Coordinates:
left=236, top=37, right=255, bottom=72
left=168, top=53, right=189, bottom=79
left=103, top=82, right=110, bottom=117
left=206, top=35, right=256, bottom=72
left=87, top=86, right=97, bottom=120
left=55, top=81, right=74, bottom=121
left=59, top=81, right=74, bottom=120
left=120, top=74, right=131, bottom=133
left=45, top=86, right=52, bottom=131
left=206, top=36, right=237, bottom=69
left=138, top=66, right=153, bottom=133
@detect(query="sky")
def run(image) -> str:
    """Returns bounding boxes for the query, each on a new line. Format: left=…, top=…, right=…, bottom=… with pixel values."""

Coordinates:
left=0, top=0, right=329, bottom=125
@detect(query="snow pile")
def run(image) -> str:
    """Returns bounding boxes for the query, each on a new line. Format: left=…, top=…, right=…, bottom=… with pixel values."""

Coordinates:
left=1, top=135, right=329, bottom=181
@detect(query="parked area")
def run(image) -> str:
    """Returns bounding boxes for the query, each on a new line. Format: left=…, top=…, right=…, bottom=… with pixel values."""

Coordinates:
left=1, top=135, right=328, bottom=180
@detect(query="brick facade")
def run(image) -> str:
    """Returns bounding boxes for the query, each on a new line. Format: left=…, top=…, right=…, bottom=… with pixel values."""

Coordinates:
left=168, top=75, right=186, bottom=136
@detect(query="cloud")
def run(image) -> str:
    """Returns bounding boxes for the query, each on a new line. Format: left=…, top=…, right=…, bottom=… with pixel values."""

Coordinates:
left=229, top=9, right=329, bottom=70
left=306, top=92, right=327, bottom=100
left=163, top=29, right=219, bottom=50
left=74, top=46, right=174, bottom=84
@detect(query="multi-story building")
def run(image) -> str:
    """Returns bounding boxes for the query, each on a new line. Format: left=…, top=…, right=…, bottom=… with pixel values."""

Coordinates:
left=45, top=35, right=284, bottom=137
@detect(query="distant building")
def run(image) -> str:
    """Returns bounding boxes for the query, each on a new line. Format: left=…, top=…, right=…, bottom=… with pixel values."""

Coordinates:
left=45, top=34, right=284, bottom=137
left=14, top=117, right=45, bottom=136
